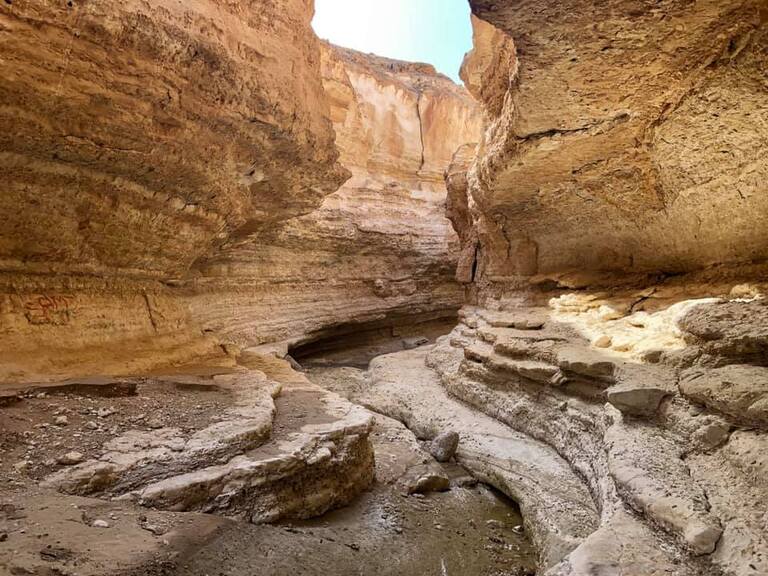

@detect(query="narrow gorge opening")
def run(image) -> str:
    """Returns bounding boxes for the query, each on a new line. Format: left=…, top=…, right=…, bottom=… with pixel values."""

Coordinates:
left=1, top=1, right=767, bottom=576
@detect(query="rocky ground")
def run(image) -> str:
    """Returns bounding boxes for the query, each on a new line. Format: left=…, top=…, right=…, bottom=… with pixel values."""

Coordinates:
left=0, top=340, right=538, bottom=576
left=1, top=378, right=236, bottom=484
left=3, top=290, right=767, bottom=576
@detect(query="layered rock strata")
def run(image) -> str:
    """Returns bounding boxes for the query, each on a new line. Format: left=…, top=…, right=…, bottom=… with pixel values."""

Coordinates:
left=35, top=354, right=375, bottom=524
left=188, top=45, right=483, bottom=348
left=0, top=0, right=481, bottom=383
left=458, top=1, right=767, bottom=285
left=443, top=5, right=768, bottom=571
left=415, top=293, right=768, bottom=575
left=0, top=0, right=344, bottom=381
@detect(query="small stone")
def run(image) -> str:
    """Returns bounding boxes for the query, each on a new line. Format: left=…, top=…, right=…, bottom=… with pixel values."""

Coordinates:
left=512, top=524, right=525, bottom=534
left=407, top=470, right=450, bottom=494
left=730, top=283, right=760, bottom=299
left=57, top=451, right=85, bottom=465
left=92, top=519, right=110, bottom=529
left=692, top=418, right=731, bottom=450
left=452, top=475, right=478, bottom=488
left=97, top=407, right=115, bottom=418
left=13, top=461, right=30, bottom=473
left=146, top=418, right=164, bottom=430
left=54, top=415, right=69, bottom=426
left=688, top=404, right=704, bottom=417
left=607, top=383, right=669, bottom=417
left=429, top=430, right=459, bottom=463
left=593, top=335, right=612, bottom=348
left=402, top=336, right=429, bottom=350
left=141, top=524, right=166, bottom=536
left=485, top=519, right=503, bottom=529
left=85, top=421, right=99, bottom=430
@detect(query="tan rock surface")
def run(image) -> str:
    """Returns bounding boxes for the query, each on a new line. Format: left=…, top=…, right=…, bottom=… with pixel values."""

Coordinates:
left=463, top=0, right=767, bottom=284
left=186, top=45, right=482, bottom=347
left=425, top=300, right=768, bottom=574
left=0, top=0, right=344, bottom=382
left=1, top=0, right=346, bottom=280
left=0, top=1, right=481, bottom=383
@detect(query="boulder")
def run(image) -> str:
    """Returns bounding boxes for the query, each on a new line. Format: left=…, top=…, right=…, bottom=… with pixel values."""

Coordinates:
left=429, top=430, right=460, bottom=462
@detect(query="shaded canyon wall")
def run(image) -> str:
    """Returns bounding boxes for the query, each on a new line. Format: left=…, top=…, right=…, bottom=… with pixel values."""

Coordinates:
left=454, top=1, right=767, bottom=289
left=0, top=2, right=481, bottom=382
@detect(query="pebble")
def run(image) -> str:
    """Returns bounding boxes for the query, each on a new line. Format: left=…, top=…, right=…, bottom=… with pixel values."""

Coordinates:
left=92, top=520, right=110, bottom=529
left=593, top=335, right=613, bottom=348
left=57, top=451, right=85, bottom=465
left=452, top=475, right=478, bottom=488
left=146, top=418, right=164, bottom=430
left=141, top=524, right=167, bottom=536
left=407, top=470, right=450, bottom=494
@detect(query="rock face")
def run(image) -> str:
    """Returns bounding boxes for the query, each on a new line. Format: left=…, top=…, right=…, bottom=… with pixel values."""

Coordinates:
left=440, top=9, right=768, bottom=570
left=423, top=300, right=768, bottom=574
left=1, top=0, right=346, bottom=280
left=0, top=1, right=481, bottom=382
left=187, top=46, right=483, bottom=347
left=0, top=0, right=344, bottom=381
left=458, top=0, right=767, bottom=284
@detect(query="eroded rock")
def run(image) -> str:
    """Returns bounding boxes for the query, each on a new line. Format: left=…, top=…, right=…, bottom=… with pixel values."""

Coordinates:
left=680, top=364, right=768, bottom=428
left=429, top=430, right=460, bottom=462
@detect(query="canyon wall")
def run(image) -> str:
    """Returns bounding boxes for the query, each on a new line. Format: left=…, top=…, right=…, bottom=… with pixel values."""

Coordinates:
left=429, top=3, right=768, bottom=574
left=187, top=45, right=483, bottom=348
left=0, top=1, right=481, bottom=382
left=458, top=1, right=767, bottom=288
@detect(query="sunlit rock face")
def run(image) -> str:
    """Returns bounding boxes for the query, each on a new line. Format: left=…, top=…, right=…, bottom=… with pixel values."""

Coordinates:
left=462, top=0, right=767, bottom=286
left=187, top=45, right=483, bottom=347
left=0, top=0, right=481, bottom=382
left=438, top=4, right=768, bottom=575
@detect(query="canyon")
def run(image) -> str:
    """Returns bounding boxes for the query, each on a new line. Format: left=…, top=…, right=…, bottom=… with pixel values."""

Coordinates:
left=1, top=1, right=766, bottom=576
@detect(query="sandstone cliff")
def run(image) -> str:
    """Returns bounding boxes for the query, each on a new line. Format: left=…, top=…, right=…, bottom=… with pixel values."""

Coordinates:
left=0, top=0, right=481, bottom=382
left=458, top=1, right=767, bottom=287
left=0, top=0, right=346, bottom=381
left=187, top=46, right=483, bottom=348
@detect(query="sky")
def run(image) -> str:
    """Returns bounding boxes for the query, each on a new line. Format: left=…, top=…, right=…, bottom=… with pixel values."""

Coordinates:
left=312, top=0, right=473, bottom=83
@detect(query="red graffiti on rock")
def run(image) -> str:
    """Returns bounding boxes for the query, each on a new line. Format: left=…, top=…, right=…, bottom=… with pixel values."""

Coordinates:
left=24, top=295, right=75, bottom=325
